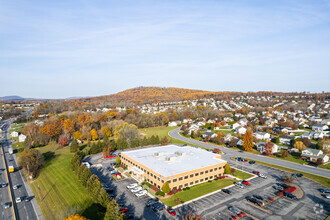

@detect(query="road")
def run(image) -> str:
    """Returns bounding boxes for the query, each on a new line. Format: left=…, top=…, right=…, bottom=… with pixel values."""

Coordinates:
left=0, top=118, right=40, bottom=220
left=169, top=128, right=330, bottom=178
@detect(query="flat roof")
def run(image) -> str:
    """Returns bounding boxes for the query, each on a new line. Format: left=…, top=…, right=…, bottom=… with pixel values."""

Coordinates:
left=121, top=145, right=226, bottom=178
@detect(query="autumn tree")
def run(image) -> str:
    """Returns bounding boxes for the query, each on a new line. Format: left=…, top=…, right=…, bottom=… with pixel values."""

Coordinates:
left=316, top=158, right=324, bottom=165
left=230, top=138, right=237, bottom=147
left=64, top=214, right=88, bottom=220
left=242, top=130, right=254, bottom=151
left=281, top=150, right=289, bottom=158
left=18, top=149, right=45, bottom=178
left=100, top=126, right=111, bottom=137
left=213, top=148, right=221, bottom=154
left=63, top=119, right=75, bottom=134
left=162, top=182, right=171, bottom=194
left=264, top=142, right=274, bottom=155
left=300, top=138, right=311, bottom=148
left=224, top=164, right=231, bottom=174
left=294, top=141, right=306, bottom=151
left=161, top=136, right=169, bottom=146
left=78, top=114, right=93, bottom=126
left=59, top=134, right=70, bottom=146
left=114, top=123, right=140, bottom=142
left=39, top=119, right=62, bottom=139
left=116, top=157, right=121, bottom=165
left=90, top=129, right=98, bottom=141
left=73, top=131, right=82, bottom=140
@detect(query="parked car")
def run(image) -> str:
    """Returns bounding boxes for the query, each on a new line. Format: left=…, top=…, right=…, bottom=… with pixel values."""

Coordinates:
left=222, top=189, right=231, bottom=194
left=228, top=206, right=240, bottom=215
left=13, top=184, right=18, bottom=190
left=326, top=195, right=330, bottom=199
left=276, top=183, right=289, bottom=189
left=131, top=186, right=143, bottom=193
left=258, top=173, right=267, bottom=178
left=242, top=180, right=250, bottom=186
left=273, top=185, right=284, bottom=191
left=146, top=198, right=159, bottom=207
left=235, top=182, right=244, bottom=188
left=135, top=190, right=147, bottom=197
left=110, top=170, right=118, bottom=175
left=253, top=195, right=264, bottom=200
left=252, top=171, right=260, bottom=175
left=249, top=161, right=256, bottom=164
left=246, top=196, right=263, bottom=206
left=1, top=182, right=7, bottom=188
left=24, top=196, right=30, bottom=202
left=284, top=192, right=297, bottom=200
left=319, top=189, right=330, bottom=194
left=127, top=183, right=138, bottom=189
left=237, top=157, right=243, bottom=161
left=295, top=173, right=303, bottom=177
left=15, top=197, right=22, bottom=203
left=103, top=185, right=111, bottom=190
left=167, top=207, right=176, bottom=216
left=152, top=202, right=165, bottom=212
left=4, top=202, right=11, bottom=209
left=120, top=208, right=128, bottom=213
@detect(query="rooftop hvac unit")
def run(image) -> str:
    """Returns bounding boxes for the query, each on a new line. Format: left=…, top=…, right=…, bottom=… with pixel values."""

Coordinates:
left=174, top=151, right=186, bottom=156
left=154, top=152, right=164, bottom=157
left=165, top=156, right=175, bottom=161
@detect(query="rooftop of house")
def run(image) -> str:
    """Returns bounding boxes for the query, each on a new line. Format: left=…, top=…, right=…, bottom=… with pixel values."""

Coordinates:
left=121, top=145, right=226, bottom=178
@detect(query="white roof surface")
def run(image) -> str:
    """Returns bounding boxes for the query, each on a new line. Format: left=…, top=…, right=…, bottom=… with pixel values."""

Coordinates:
left=122, top=145, right=226, bottom=177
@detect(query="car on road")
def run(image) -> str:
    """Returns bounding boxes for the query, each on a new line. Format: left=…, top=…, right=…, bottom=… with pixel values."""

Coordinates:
left=13, top=184, right=19, bottom=190
left=252, top=171, right=260, bottom=175
left=325, top=195, right=330, bottom=199
left=1, top=182, right=7, bottom=188
left=249, top=161, right=256, bottom=164
left=242, top=180, right=250, bottom=186
left=135, top=189, right=147, bottom=197
left=235, top=182, right=244, bottom=188
left=295, top=173, right=303, bottom=177
left=167, top=207, right=176, bottom=216
left=15, top=197, right=22, bottom=203
left=152, top=202, right=165, bottom=212
left=24, top=196, right=30, bottom=202
left=258, top=173, right=267, bottom=178
left=146, top=198, right=159, bottom=207
left=222, top=189, right=231, bottom=194
left=319, top=189, right=330, bottom=194
left=127, top=183, right=138, bottom=189
left=273, top=185, right=284, bottom=191
left=253, top=195, right=264, bottom=200
left=246, top=196, right=263, bottom=206
left=4, top=202, right=11, bottom=209
left=120, top=208, right=128, bottom=213
left=131, top=186, right=143, bottom=193
left=284, top=192, right=297, bottom=200
left=228, top=206, right=241, bottom=216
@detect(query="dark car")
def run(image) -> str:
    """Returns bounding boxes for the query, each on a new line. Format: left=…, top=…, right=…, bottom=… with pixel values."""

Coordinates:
left=237, top=157, right=243, bottom=161
left=24, top=197, right=30, bottom=202
left=146, top=198, right=159, bottom=207
left=284, top=192, right=297, bottom=200
left=222, top=189, right=231, bottom=194
left=252, top=171, right=260, bottom=175
left=246, top=196, right=263, bottom=206
left=228, top=206, right=240, bottom=215
left=295, top=173, right=303, bottom=177
left=253, top=195, right=264, bottom=200
left=249, top=161, right=256, bottom=164
left=152, top=202, right=165, bottom=212
left=276, top=183, right=289, bottom=189
left=319, top=189, right=330, bottom=194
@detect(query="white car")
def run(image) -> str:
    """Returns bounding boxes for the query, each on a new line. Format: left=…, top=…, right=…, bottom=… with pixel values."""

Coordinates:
left=135, top=189, right=147, bottom=197
left=1, top=182, right=7, bottom=188
left=110, top=170, right=117, bottom=175
left=13, top=185, right=18, bottom=190
left=15, top=197, right=22, bottom=203
left=131, top=186, right=143, bottom=193
left=258, top=173, right=267, bottom=178
left=326, top=194, right=330, bottom=199
left=127, top=183, right=138, bottom=189
left=82, top=162, right=90, bottom=168
left=234, top=182, right=244, bottom=188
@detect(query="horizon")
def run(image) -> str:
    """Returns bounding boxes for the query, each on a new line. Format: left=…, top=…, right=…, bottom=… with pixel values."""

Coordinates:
left=1, top=0, right=330, bottom=98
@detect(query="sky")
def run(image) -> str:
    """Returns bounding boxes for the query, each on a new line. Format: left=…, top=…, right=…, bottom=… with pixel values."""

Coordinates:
left=1, top=0, right=330, bottom=98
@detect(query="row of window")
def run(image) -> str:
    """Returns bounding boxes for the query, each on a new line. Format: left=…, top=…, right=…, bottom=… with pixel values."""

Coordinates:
left=169, top=166, right=225, bottom=183
left=172, top=175, right=221, bottom=189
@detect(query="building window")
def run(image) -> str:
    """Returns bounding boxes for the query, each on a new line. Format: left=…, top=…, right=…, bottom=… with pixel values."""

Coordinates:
left=190, top=182, right=193, bottom=185
left=158, top=185, right=160, bottom=189
left=184, top=176, right=188, bottom=179
left=168, top=180, right=171, bottom=183
left=205, top=177, right=208, bottom=181
left=200, top=179, right=203, bottom=182
left=210, top=176, right=213, bottom=179
left=158, top=177, right=160, bottom=181
left=195, top=180, right=199, bottom=184
left=200, top=171, right=204, bottom=175
left=173, top=179, right=177, bottom=183
left=173, top=186, right=177, bottom=190
left=223, top=165, right=226, bottom=169
left=179, top=185, right=183, bottom=189
left=161, top=180, right=164, bottom=183
left=195, top=173, right=199, bottom=176
left=147, top=171, right=149, bottom=174
left=210, top=169, right=213, bottom=172
left=151, top=181, right=153, bottom=184
left=190, top=174, right=194, bottom=178
left=205, top=170, right=209, bottom=174
left=179, top=177, right=183, bottom=181
left=214, top=168, right=218, bottom=171
left=184, top=183, right=188, bottom=187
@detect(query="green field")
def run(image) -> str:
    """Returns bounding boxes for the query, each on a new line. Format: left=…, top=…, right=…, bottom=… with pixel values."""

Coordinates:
left=29, top=145, right=101, bottom=220
left=233, top=169, right=254, bottom=180
left=160, top=179, right=235, bottom=207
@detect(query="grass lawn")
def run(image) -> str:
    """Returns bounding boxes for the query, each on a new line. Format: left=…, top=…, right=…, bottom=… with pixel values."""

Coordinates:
left=319, top=163, right=330, bottom=169
left=233, top=169, right=253, bottom=180
left=160, top=179, right=235, bottom=207
left=28, top=145, right=103, bottom=220
left=270, top=151, right=309, bottom=165
left=242, top=158, right=330, bottom=188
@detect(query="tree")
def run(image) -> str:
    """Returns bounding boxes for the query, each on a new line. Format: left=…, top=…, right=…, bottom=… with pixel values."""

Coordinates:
left=161, top=137, right=169, bottom=146
left=224, top=164, right=231, bottom=174
left=213, top=148, right=221, bottom=154
left=64, top=214, right=88, bottom=220
left=242, top=130, right=254, bottom=151
left=316, top=158, right=324, bottom=165
left=70, top=139, right=79, bottom=153
left=282, top=174, right=294, bottom=184
left=63, top=119, right=75, bottom=134
left=18, top=149, right=45, bottom=178
left=90, top=129, right=98, bottom=141
left=229, top=138, right=237, bottom=147
left=104, top=200, right=123, bottom=220
left=162, top=182, right=171, bottom=194
left=101, top=126, right=111, bottom=137
left=300, top=138, right=311, bottom=148
left=317, top=139, right=330, bottom=154
left=114, top=123, right=140, bottom=141
left=73, top=131, right=82, bottom=140
left=59, top=134, right=70, bottom=146
left=264, top=142, right=274, bottom=155
left=116, top=157, right=121, bottom=165
left=294, top=141, right=306, bottom=151
left=281, top=150, right=289, bottom=158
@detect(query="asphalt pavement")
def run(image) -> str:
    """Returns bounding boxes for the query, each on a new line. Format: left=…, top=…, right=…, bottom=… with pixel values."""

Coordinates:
left=169, top=128, right=330, bottom=178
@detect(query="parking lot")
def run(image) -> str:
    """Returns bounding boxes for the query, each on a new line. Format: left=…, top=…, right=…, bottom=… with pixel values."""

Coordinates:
left=85, top=153, right=329, bottom=220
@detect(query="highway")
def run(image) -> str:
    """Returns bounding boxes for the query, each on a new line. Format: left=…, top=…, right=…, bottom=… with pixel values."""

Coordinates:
left=0, top=117, right=40, bottom=220
left=169, top=128, right=330, bottom=178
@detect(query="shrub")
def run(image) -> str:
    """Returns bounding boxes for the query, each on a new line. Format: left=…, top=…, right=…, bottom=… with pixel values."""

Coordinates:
left=183, top=187, right=190, bottom=191
left=150, top=185, right=158, bottom=192
left=155, top=190, right=165, bottom=196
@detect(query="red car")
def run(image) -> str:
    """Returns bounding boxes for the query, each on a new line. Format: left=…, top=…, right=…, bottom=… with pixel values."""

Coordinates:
left=167, top=207, right=176, bottom=216
left=242, top=159, right=248, bottom=162
left=114, top=172, right=122, bottom=176
left=242, top=180, right=250, bottom=186
left=252, top=171, right=260, bottom=175
left=120, top=208, right=128, bottom=213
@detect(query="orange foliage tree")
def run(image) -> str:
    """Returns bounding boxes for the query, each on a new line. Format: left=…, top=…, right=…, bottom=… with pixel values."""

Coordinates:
left=242, top=130, right=254, bottom=151
left=73, top=131, right=82, bottom=140
left=64, top=214, right=88, bottom=220
left=90, top=129, right=98, bottom=141
left=63, top=119, right=75, bottom=134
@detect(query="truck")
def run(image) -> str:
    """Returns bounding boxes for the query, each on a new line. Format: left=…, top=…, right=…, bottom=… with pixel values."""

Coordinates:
left=8, top=165, right=14, bottom=173
left=8, top=147, right=13, bottom=155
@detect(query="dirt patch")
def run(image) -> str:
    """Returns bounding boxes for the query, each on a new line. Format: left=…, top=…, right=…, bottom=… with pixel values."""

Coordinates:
left=291, top=184, right=304, bottom=199
left=244, top=201, right=272, bottom=215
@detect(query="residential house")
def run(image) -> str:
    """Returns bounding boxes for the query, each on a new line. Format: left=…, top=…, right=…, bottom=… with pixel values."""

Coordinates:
left=301, top=148, right=329, bottom=163
left=18, top=134, right=26, bottom=142
left=10, top=131, right=19, bottom=137
left=182, top=119, right=193, bottom=124
left=188, top=124, right=199, bottom=134
left=168, top=121, right=181, bottom=127
left=312, top=124, right=329, bottom=132
left=236, top=127, right=247, bottom=135
left=202, top=132, right=217, bottom=139
left=279, top=135, right=295, bottom=145
left=238, top=118, right=248, bottom=126
left=253, top=132, right=271, bottom=140
left=231, top=122, right=241, bottom=129
left=266, top=119, right=278, bottom=127
left=321, top=119, right=330, bottom=126
left=257, top=142, right=279, bottom=154
left=197, top=121, right=206, bottom=127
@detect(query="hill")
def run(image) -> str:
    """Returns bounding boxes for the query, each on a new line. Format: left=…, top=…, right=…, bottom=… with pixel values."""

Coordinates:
left=0, top=96, right=26, bottom=101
